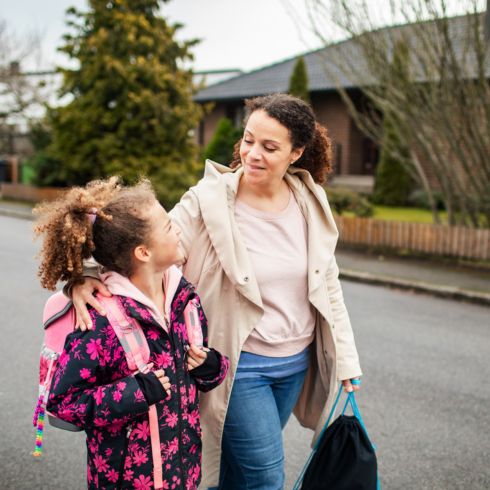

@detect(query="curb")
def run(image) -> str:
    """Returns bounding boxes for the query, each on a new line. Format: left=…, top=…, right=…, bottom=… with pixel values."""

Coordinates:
left=340, top=268, right=490, bottom=307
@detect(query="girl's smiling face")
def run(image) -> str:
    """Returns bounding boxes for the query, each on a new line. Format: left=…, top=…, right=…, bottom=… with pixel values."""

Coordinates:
left=143, top=200, right=183, bottom=270
left=239, top=109, right=304, bottom=187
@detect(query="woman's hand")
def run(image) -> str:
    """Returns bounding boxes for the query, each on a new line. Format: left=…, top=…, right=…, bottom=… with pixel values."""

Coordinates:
left=187, top=345, right=207, bottom=371
left=72, top=277, right=112, bottom=331
left=342, top=378, right=361, bottom=393
left=153, top=369, right=171, bottom=396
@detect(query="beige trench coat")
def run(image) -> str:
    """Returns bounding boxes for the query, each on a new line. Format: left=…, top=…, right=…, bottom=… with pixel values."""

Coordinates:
left=169, top=160, right=362, bottom=488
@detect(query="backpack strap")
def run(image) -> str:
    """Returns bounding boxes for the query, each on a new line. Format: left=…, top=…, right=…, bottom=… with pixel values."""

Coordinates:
left=99, top=295, right=151, bottom=373
left=98, top=295, right=163, bottom=489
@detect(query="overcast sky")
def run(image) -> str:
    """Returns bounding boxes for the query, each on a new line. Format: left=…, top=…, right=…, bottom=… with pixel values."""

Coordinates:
left=2, top=0, right=483, bottom=73
left=2, top=0, right=327, bottom=73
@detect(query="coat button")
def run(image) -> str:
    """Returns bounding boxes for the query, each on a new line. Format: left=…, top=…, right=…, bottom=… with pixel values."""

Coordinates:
left=315, top=269, right=319, bottom=274
left=244, top=276, right=249, bottom=282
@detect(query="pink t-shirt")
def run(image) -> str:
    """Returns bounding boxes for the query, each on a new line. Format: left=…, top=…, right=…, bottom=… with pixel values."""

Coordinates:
left=235, top=191, right=316, bottom=357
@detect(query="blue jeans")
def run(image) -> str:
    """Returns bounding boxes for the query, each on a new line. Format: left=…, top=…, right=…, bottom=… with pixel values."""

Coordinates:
left=215, top=367, right=308, bottom=490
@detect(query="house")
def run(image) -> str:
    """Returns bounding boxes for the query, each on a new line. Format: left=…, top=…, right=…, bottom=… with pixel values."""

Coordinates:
left=194, top=48, right=375, bottom=189
left=194, top=13, right=486, bottom=193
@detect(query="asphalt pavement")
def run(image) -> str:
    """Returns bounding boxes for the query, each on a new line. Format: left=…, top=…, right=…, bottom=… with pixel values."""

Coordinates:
left=1, top=213, right=489, bottom=489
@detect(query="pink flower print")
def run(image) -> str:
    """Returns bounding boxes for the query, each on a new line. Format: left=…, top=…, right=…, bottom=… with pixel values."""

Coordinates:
left=133, top=474, right=153, bottom=490
left=133, top=421, right=150, bottom=441
left=104, top=447, right=113, bottom=457
left=186, top=464, right=200, bottom=489
left=168, top=437, right=179, bottom=455
left=113, top=390, right=122, bottom=402
left=70, top=338, right=82, bottom=350
left=147, top=329, right=159, bottom=341
left=188, top=384, right=197, bottom=403
left=80, top=368, right=91, bottom=379
left=107, top=418, right=125, bottom=435
left=58, top=351, right=69, bottom=369
left=86, top=338, right=102, bottom=360
left=94, top=417, right=107, bottom=428
left=186, top=409, right=199, bottom=429
left=88, top=438, right=98, bottom=454
left=134, top=389, right=145, bottom=403
left=155, top=351, right=173, bottom=368
left=165, top=412, right=178, bottom=428
left=106, top=468, right=119, bottom=483
left=123, top=469, right=134, bottom=481
left=94, top=386, right=105, bottom=405
left=132, top=449, right=149, bottom=466
left=117, top=381, right=127, bottom=391
left=93, top=454, right=109, bottom=473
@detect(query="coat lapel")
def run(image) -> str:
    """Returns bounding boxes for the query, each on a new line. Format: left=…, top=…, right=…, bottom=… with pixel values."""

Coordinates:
left=195, top=161, right=263, bottom=310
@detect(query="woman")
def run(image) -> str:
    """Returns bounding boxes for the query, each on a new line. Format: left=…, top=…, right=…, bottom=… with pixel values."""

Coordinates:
left=72, top=93, right=362, bottom=489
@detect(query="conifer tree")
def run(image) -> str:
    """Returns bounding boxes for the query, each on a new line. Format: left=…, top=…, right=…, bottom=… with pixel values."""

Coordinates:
left=202, top=118, right=242, bottom=166
left=288, top=56, right=310, bottom=103
left=372, top=42, right=414, bottom=206
left=46, top=0, right=202, bottom=207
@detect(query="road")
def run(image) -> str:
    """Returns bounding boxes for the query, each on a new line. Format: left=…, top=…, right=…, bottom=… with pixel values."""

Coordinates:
left=1, top=215, right=489, bottom=489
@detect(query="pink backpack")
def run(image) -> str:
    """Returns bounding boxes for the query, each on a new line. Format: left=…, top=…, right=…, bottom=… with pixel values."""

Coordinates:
left=33, top=290, right=201, bottom=490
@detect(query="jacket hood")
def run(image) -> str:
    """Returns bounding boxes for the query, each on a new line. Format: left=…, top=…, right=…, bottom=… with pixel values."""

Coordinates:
left=100, top=265, right=183, bottom=330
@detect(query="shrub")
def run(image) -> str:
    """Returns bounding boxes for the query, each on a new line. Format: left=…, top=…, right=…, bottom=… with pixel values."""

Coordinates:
left=327, top=187, right=374, bottom=217
left=203, top=118, right=242, bottom=165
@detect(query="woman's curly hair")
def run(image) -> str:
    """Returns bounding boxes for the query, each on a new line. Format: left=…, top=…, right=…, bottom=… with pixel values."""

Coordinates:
left=34, top=177, right=157, bottom=290
left=230, top=93, right=333, bottom=184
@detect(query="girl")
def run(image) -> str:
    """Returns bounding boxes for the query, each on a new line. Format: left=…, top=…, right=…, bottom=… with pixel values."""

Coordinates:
left=34, top=178, right=229, bottom=490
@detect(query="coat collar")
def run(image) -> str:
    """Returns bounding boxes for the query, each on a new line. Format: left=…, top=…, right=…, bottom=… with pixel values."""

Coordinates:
left=195, top=160, right=339, bottom=309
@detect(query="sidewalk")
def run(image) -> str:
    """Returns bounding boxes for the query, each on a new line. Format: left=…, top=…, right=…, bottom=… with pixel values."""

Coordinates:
left=337, top=249, right=490, bottom=306
left=1, top=200, right=489, bottom=306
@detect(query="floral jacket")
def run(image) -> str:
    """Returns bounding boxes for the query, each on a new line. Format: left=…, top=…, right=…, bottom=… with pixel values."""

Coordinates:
left=47, top=272, right=229, bottom=490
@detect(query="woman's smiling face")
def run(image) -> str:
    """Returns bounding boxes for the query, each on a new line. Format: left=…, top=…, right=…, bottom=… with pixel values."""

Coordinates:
left=239, top=109, right=303, bottom=187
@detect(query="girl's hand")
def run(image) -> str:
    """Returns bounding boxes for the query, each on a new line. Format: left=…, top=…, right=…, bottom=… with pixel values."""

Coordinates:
left=73, top=278, right=112, bottom=331
left=342, top=378, right=361, bottom=393
left=187, top=345, right=207, bottom=371
left=153, top=369, right=171, bottom=395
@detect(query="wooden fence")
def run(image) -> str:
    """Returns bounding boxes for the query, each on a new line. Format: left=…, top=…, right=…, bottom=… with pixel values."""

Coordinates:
left=335, top=216, right=490, bottom=261
left=0, top=183, right=64, bottom=202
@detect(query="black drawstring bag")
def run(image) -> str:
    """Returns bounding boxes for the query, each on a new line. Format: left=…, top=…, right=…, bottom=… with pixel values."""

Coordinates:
left=293, top=386, right=379, bottom=490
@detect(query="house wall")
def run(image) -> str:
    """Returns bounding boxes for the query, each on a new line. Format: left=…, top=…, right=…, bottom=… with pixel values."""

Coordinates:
left=198, top=92, right=372, bottom=177
left=311, top=92, right=349, bottom=174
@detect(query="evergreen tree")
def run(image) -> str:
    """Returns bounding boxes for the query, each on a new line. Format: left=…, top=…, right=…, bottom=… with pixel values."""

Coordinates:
left=372, top=41, right=414, bottom=206
left=288, top=56, right=309, bottom=103
left=202, top=117, right=242, bottom=165
left=372, top=115, right=414, bottom=205
left=46, top=0, right=202, bottom=207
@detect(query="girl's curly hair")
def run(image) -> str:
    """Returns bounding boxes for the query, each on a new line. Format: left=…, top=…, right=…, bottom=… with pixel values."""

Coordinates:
left=230, top=93, right=333, bottom=184
left=34, top=177, right=157, bottom=290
